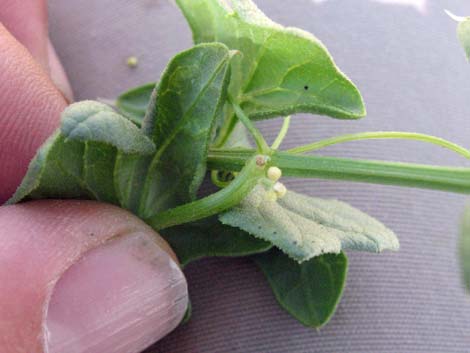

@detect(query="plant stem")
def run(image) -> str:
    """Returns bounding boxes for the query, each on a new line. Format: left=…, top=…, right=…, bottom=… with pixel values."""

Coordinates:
left=207, top=149, right=470, bottom=194
left=231, top=100, right=270, bottom=153
left=271, top=116, right=291, bottom=150
left=287, top=131, right=470, bottom=159
left=146, top=155, right=266, bottom=229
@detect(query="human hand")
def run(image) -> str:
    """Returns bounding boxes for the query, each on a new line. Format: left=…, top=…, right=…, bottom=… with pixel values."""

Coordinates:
left=0, top=2, right=188, bottom=352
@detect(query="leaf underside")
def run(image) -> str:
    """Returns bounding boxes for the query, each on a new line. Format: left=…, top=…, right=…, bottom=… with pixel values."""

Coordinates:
left=220, top=186, right=399, bottom=263
left=254, top=249, right=348, bottom=328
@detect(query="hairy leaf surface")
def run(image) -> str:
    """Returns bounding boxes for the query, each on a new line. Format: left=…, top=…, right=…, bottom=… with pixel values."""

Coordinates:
left=61, top=101, right=155, bottom=154
left=176, top=0, right=365, bottom=120
left=8, top=101, right=156, bottom=205
left=254, top=249, right=348, bottom=327
left=220, top=186, right=398, bottom=262
left=137, top=43, right=233, bottom=217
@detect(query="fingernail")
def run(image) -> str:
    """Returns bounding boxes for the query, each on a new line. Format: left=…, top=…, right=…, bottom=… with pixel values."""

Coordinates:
left=44, top=232, right=188, bottom=353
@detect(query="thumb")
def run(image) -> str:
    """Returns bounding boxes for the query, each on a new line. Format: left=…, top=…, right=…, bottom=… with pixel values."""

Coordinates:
left=0, top=200, right=188, bottom=353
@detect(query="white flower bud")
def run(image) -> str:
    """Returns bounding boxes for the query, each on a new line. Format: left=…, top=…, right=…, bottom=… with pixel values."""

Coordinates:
left=267, top=166, right=282, bottom=181
left=273, top=182, right=287, bottom=198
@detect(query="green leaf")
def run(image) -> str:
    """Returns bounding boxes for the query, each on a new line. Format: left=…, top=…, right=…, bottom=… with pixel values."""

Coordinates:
left=176, top=0, right=365, bottom=120
left=7, top=132, right=90, bottom=204
left=460, top=204, right=470, bottom=292
left=458, top=19, right=470, bottom=61
left=254, top=249, right=348, bottom=327
left=181, top=299, right=192, bottom=325
left=83, top=142, right=119, bottom=204
left=8, top=102, right=156, bottom=205
left=160, top=217, right=272, bottom=267
left=207, top=149, right=470, bottom=194
left=220, top=185, right=398, bottom=262
left=135, top=43, right=233, bottom=217
left=61, top=101, right=155, bottom=155
left=115, top=83, right=156, bottom=125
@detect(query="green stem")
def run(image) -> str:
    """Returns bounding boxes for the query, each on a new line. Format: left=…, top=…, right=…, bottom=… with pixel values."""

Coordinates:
left=287, top=131, right=470, bottom=159
left=213, top=108, right=237, bottom=147
left=271, top=116, right=291, bottom=150
left=207, top=149, right=470, bottom=194
left=146, top=155, right=266, bottom=229
left=231, top=100, right=270, bottom=153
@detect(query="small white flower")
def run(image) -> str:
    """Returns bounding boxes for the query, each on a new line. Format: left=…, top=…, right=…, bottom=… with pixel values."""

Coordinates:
left=273, top=182, right=287, bottom=198
left=267, top=166, right=282, bottom=182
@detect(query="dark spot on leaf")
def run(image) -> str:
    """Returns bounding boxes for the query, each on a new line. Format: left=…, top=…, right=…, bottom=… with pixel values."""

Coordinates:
left=304, top=85, right=309, bottom=91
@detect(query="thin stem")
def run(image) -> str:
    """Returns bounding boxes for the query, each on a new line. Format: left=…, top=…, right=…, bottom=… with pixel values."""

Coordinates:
left=231, top=100, right=270, bottom=153
left=146, top=155, right=266, bottom=229
left=207, top=149, right=470, bottom=194
left=271, top=116, right=291, bottom=150
left=287, top=131, right=470, bottom=160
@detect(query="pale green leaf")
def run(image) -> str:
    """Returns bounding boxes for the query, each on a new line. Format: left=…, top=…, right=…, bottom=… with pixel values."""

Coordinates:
left=458, top=19, right=470, bottom=61
left=254, top=249, right=347, bottom=328
left=61, top=101, right=155, bottom=155
left=460, top=204, right=470, bottom=291
left=220, top=186, right=398, bottom=262
left=176, top=0, right=365, bottom=120
left=7, top=101, right=158, bottom=205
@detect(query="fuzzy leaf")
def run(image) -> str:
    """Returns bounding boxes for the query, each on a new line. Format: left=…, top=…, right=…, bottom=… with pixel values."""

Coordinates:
left=133, top=43, right=233, bottom=217
left=176, top=0, right=365, bottom=120
left=115, top=83, right=155, bottom=125
left=7, top=132, right=90, bottom=204
left=254, top=249, right=348, bottom=327
left=61, top=101, right=155, bottom=154
left=7, top=102, right=156, bottom=205
left=220, top=186, right=398, bottom=262
left=161, top=217, right=272, bottom=267
left=83, top=142, right=119, bottom=204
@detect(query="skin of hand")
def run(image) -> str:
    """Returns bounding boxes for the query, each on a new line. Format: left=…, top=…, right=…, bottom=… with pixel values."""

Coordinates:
left=0, top=2, right=188, bottom=353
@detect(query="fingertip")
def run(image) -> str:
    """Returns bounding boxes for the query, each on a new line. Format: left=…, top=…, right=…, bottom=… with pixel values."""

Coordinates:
left=0, top=0, right=49, bottom=68
left=0, top=25, right=67, bottom=202
left=0, top=200, right=188, bottom=353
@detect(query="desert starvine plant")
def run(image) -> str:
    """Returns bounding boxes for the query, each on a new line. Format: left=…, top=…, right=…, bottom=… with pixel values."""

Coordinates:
left=8, top=0, right=470, bottom=327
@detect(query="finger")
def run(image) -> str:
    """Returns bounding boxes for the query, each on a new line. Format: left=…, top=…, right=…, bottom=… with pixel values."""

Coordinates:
left=47, top=38, right=74, bottom=102
left=0, top=200, right=188, bottom=353
left=0, top=0, right=74, bottom=103
left=0, top=24, right=67, bottom=203
left=0, top=0, right=49, bottom=68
